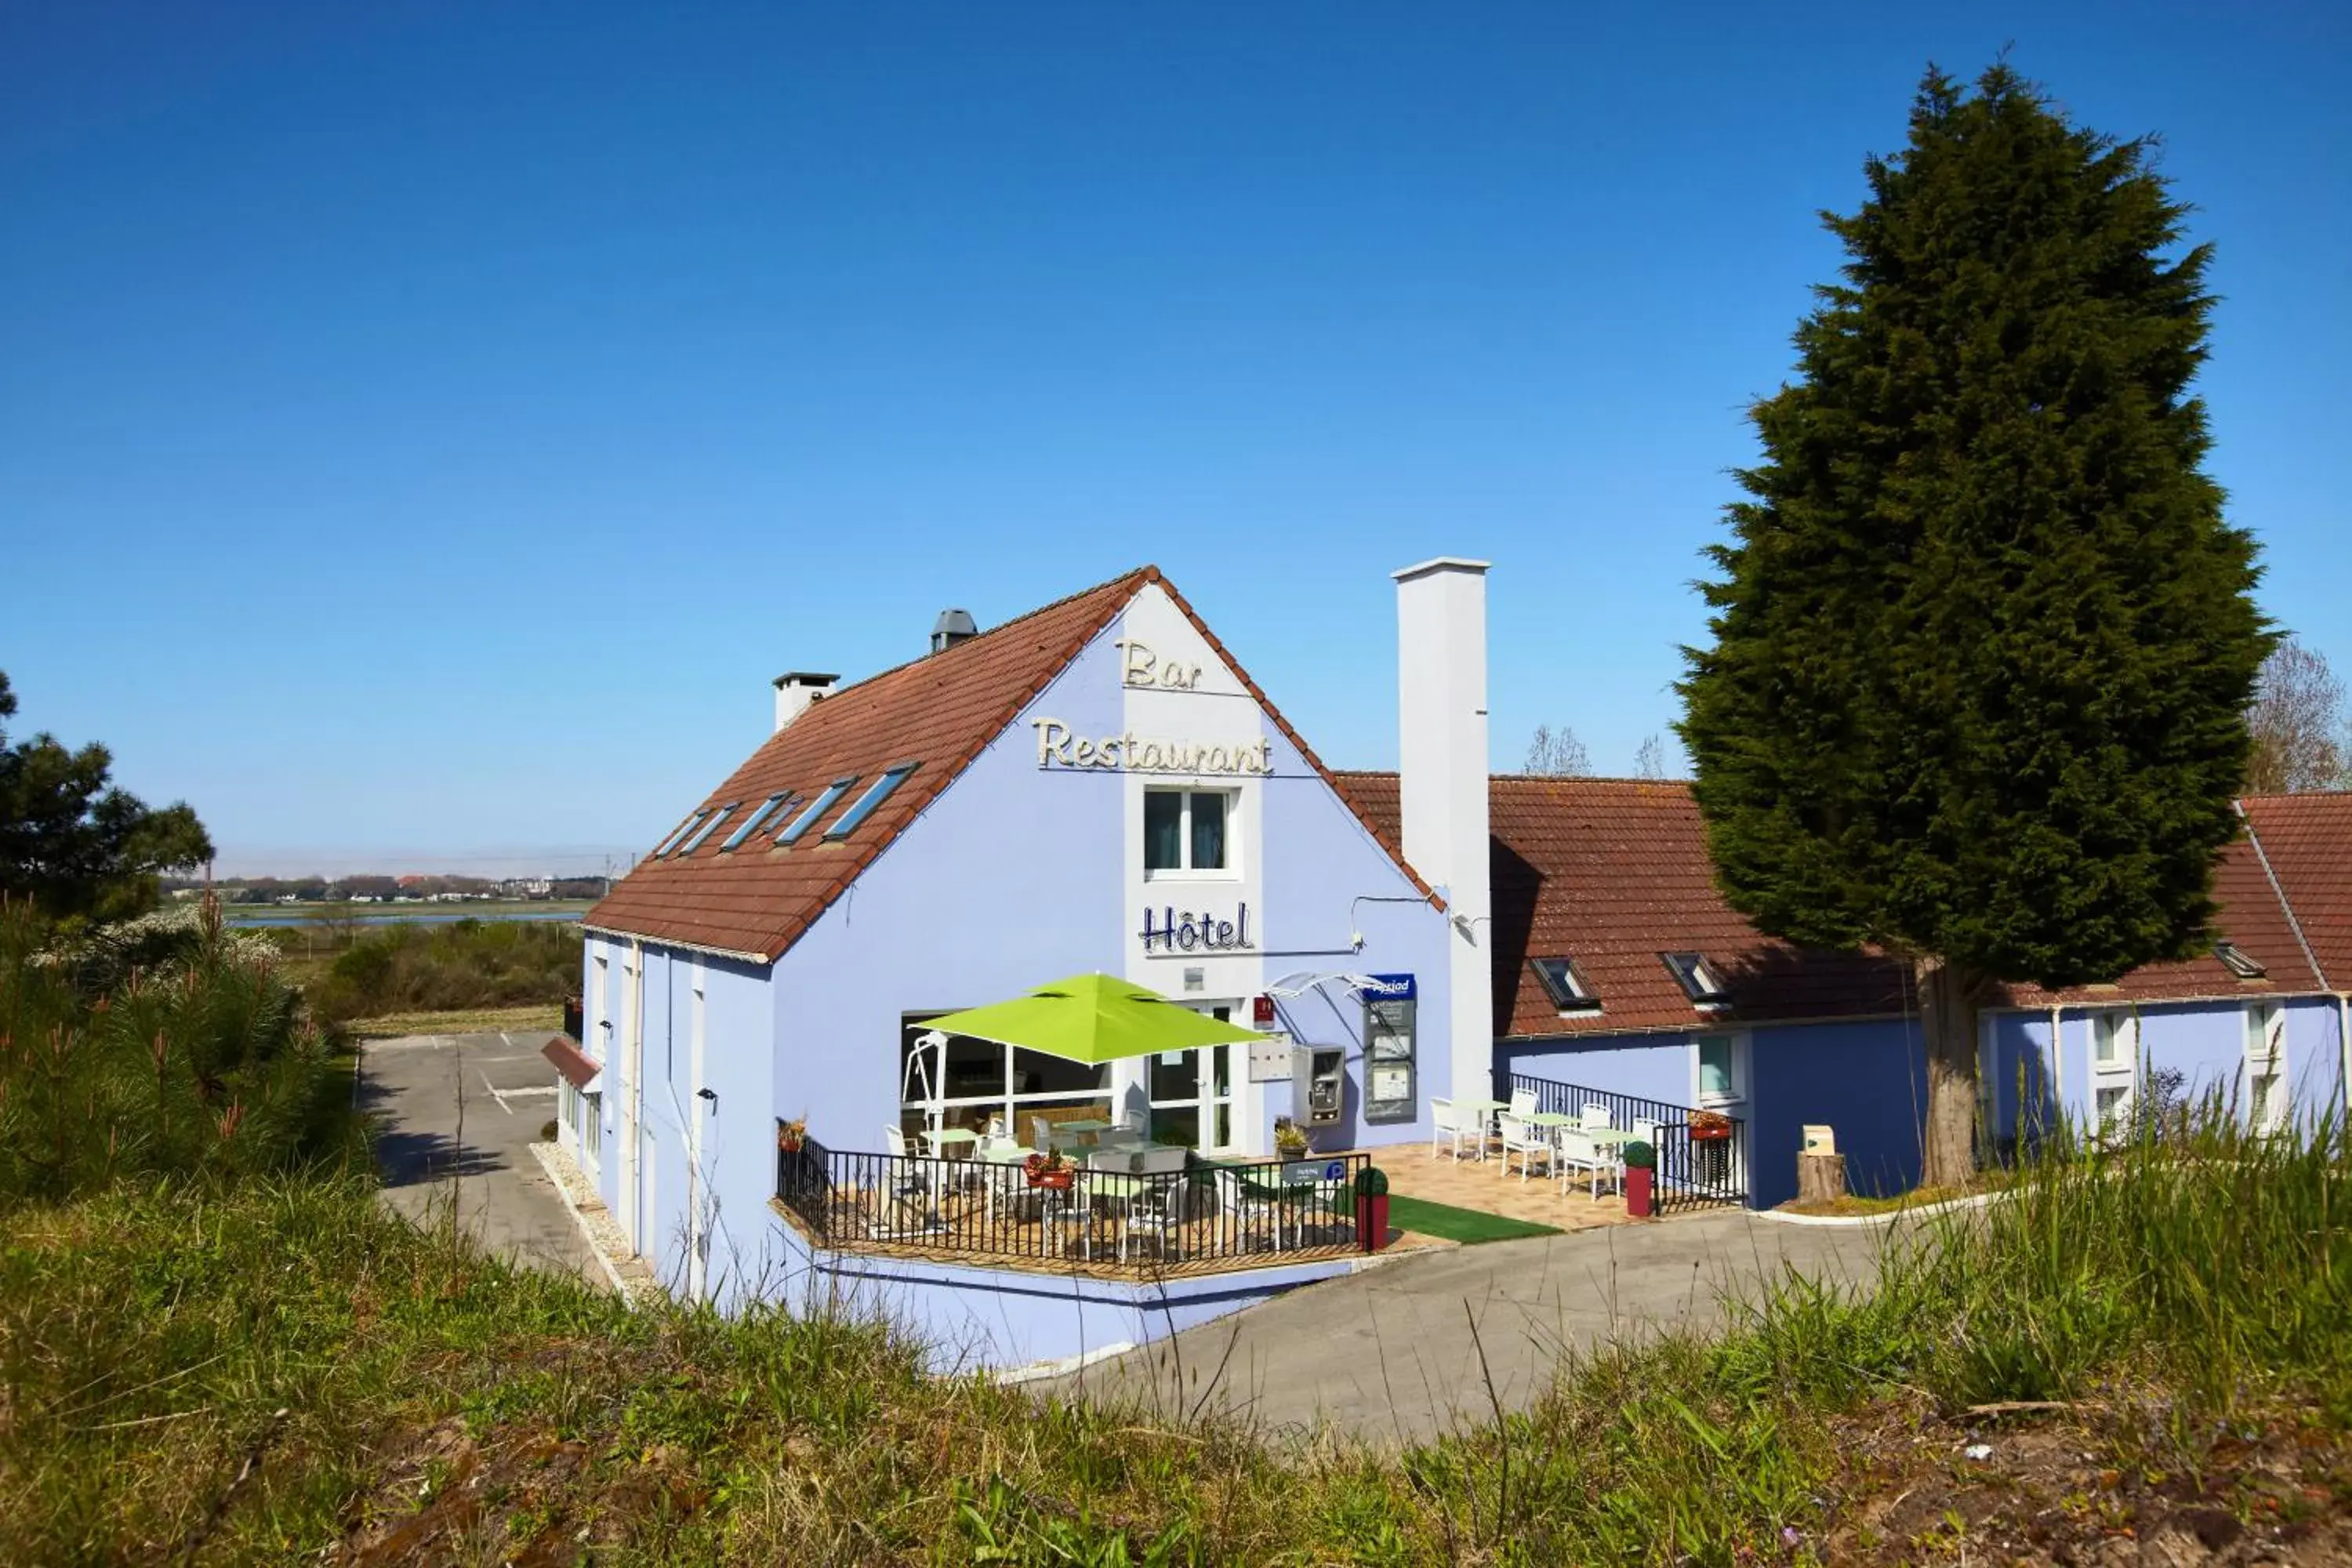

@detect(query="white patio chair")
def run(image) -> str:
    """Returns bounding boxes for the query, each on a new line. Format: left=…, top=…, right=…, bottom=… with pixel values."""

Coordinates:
left=874, top=1127, right=941, bottom=1234
left=1508, top=1088, right=1539, bottom=1121
left=1498, top=1114, right=1552, bottom=1182
left=1043, top=1174, right=1097, bottom=1259
left=1120, top=1181, right=1183, bottom=1263
left=1028, top=1115, right=1058, bottom=1154
left=1555, top=1126, right=1609, bottom=1200
left=1581, top=1104, right=1612, bottom=1131
left=1429, top=1098, right=1475, bottom=1161
left=1217, top=1167, right=1287, bottom=1250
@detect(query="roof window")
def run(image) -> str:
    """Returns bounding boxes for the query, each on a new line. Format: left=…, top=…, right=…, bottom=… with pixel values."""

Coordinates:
left=1661, top=951, right=1732, bottom=1007
left=776, top=778, right=857, bottom=846
left=2214, top=941, right=2267, bottom=980
left=676, top=803, right=738, bottom=856
left=825, top=762, right=919, bottom=840
left=1530, top=956, right=1600, bottom=1013
left=721, top=793, right=790, bottom=851
left=652, top=811, right=705, bottom=858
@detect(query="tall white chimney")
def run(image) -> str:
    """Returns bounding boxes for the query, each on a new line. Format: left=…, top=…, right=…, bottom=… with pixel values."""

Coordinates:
left=1393, top=558, right=1494, bottom=1109
left=772, top=671, right=839, bottom=734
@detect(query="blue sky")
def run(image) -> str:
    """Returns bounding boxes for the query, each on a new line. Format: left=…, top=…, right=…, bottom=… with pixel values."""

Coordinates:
left=3, top=3, right=2345, bottom=876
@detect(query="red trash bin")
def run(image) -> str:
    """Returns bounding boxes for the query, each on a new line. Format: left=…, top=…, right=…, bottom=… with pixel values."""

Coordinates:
left=1625, top=1164, right=1654, bottom=1218
left=1354, top=1167, right=1390, bottom=1252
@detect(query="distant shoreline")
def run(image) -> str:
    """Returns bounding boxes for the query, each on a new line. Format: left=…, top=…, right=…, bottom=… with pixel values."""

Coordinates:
left=220, top=900, right=593, bottom=928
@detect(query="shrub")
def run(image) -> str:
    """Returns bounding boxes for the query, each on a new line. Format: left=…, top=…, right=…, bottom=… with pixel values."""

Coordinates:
left=307, top=918, right=581, bottom=1024
left=0, top=897, right=355, bottom=1204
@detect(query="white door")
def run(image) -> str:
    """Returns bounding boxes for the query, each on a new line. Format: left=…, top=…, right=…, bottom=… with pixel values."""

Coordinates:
left=1145, top=1005, right=1241, bottom=1154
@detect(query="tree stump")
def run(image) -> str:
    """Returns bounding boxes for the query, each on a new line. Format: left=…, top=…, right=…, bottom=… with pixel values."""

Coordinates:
left=1798, top=1152, right=1848, bottom=1207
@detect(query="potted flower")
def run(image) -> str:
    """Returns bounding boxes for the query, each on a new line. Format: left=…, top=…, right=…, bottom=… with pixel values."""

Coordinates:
left=775, top=1118, right=808, bottom=1154
left=1689, top=1110, right=1733, bottom=1143
left=1273, top=1116, right=1310, bottom=1158
left=1024, top=1149, right=1076, bottom=1190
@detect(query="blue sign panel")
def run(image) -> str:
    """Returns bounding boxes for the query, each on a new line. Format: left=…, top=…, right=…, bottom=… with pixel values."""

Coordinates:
left=1362, top=973, right=1416, bottom=1000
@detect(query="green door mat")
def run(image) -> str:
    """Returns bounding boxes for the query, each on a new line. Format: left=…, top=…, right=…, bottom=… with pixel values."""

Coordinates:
left=1384, top=1193, right=1562, bottom=1244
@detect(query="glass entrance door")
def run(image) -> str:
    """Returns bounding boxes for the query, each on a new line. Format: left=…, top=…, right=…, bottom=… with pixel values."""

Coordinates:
left=1148, top=1005, right=1240, bottom=1154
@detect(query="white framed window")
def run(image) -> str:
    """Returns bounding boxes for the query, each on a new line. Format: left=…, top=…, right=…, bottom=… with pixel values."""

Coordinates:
left=2089, top=1010, right=2136, bottom=1134
left=589, top=953, right=610, bottom=1062
left=1694, top=1033, right=1745, bottom=1106
left=1144, top=788, right=1234, bottom=877
left=2245, top=1000, right=2286, bottom=1135
left=582, top=1091, right=602, bottom=1167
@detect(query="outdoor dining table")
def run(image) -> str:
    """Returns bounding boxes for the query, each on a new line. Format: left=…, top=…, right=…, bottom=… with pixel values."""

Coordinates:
left=920, top=1127, right=978, bottom=1157
left=974, top=1142, right=1039, bottom=1221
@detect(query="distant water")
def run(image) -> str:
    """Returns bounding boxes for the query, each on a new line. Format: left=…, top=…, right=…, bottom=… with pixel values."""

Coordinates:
left=223, top=908, right=586, bottom=928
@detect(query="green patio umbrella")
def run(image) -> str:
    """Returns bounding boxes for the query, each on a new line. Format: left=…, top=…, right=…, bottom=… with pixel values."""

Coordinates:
left=917, top=973, right=1269, bottom=1065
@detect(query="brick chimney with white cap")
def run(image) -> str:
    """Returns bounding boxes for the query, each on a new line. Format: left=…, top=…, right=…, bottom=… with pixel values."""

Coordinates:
left=1393, top=557, right=1495, bottom=1107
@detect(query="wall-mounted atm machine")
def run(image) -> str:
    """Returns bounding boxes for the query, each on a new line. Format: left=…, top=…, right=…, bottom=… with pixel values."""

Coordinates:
left=1292, top=1044, right=1346, bottom=1128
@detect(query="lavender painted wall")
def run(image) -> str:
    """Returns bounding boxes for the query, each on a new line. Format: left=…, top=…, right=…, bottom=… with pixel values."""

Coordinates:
left=1996, top=994, right=2346, bottom=1136
left=762, top=1210, right=1363, bottom=1372
left=1257, top=721, right=1451, bottom=1154
left=1498, top=1034, right=1690, bottom=1109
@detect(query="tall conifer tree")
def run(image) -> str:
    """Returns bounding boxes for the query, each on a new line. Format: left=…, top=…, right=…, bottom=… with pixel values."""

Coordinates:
left=1677, top=65, right=2267, bottom=1182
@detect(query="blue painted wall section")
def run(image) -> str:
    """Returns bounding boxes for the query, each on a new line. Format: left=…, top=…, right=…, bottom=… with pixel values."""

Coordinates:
left=1745, top=1020, right=1926, bottom=1206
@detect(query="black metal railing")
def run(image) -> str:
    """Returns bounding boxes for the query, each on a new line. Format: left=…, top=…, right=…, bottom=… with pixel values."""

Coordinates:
left=775, top=1134, right=1374, bottom=1272
left=1504, top=1073, right=1748, bottom=1212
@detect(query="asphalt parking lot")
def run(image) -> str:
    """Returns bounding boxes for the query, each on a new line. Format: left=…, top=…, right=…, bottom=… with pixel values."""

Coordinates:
left=358, top=1029, right=607, bottom=1287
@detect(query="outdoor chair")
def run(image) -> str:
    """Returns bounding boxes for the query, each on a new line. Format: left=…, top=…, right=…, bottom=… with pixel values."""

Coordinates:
left=1581, top=1104, right=1612, bottom=1131
left=1216, top=1167, right=1288, bottom=1250
left=1498, top=1113, right=1552, bottom=1181
left=1028, top=1115, right=1058, bottom=1154
left=874, top=1128, right=942, bottom=1235
left=1508, top=1088, right=1539, bottom=1121
left=1043, top=1176, right=1098, bottom=1260
left=1555, top=1126, right=1614, bottom=1200
left=1119, top=1182, right=1183, bottom=1263
left=1429, top=1097, right=1476, bottom=1161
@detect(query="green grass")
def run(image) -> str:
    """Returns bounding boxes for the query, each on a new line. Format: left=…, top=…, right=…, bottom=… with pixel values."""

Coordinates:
left=2, top=919, right=2348, bottom=1568
left=7, top=1109, right=2347, bottom=1563
left=1383, top=1192, right=1563, bottom=1243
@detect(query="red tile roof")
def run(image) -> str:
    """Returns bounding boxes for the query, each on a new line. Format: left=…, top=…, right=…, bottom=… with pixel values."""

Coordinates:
left=1334, top=773, right=1907, bottom=1037
left=1985, top=829, right=2322, bottom=1007
left=586, top=570, right=1149, bottom=960
left=587, top=568, right=1432, bottom=963
left=2240, top=792, right=2352, bottom=989
left=1330, top=773, right=2336, bottom=1040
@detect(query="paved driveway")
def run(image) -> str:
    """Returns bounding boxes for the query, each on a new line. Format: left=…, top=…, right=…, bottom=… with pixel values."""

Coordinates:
left=358, top=1030, right=607, bottom=1288
left=1051, top=1209, right=1890, bottom=1446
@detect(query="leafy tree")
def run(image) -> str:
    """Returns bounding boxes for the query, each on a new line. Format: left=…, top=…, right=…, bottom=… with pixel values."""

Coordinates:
left=1523, top=724, right=1591, bottom=776
left=2245, top=638, right=2348, bottom=793
left=1677, top=65, right=2267, bottom=1184
left=0, top=670, right=214, bottom=921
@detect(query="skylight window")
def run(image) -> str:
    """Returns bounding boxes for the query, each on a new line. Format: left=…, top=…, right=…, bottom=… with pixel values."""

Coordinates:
left=776, top=778, right=857, bottom=846
left=676, top=803, right=739, bottom=856
left=1530, top=956, right=1600, bottom=1013
left=654, top=811, right=706, bottom=858
left=2214, top=942, right=2267, bottom=980
left=721, top=793, right=790, bottom=851
left=826, top=763, right=920, bottom=841
left=1662, top=951, right=1732, bottom=1007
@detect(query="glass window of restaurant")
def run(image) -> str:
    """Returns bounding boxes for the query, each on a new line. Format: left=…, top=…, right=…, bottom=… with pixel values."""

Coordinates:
left=900, top=1015, right=1111, bottom=1143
